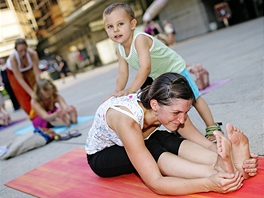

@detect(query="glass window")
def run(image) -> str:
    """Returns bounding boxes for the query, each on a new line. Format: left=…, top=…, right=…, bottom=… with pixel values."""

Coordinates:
left=13, top=1, right=22, bottom=10
left=0, top=0, right=8, bottom=9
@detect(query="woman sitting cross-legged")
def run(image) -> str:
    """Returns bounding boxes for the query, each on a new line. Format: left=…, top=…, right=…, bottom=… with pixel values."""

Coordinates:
left=85, top=72, right=258, bottom=196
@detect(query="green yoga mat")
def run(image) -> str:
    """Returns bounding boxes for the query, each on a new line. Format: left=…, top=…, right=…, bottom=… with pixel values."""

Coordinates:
left=14, top=116, right=94, bottom=135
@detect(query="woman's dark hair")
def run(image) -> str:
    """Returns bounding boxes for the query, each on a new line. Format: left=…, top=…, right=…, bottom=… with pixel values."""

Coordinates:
left=14, top=38, right=27, bottom=50
left=103, top=3, right=135, bottom=20
left=139, top=72, right=195, bottom=109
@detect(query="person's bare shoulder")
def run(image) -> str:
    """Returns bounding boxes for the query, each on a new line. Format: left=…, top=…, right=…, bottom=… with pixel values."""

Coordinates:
left=135, top=34, right=152, bottom=48
left=9, top=52, right=16, bottom=61
left=28, top=49, right=39, bottom=63
left=28, top=48, right=38, bottom=56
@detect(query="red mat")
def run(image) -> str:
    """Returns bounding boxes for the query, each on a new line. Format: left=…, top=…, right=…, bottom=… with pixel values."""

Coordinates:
left=5, top=148, right=264, bottom=198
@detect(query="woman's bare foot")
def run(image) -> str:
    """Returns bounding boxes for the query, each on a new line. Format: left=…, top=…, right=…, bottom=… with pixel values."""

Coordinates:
left=214, top=131, right=235, bottom=174
left=68, top=106, right=77, bottom=124
left=58, top=110, right=71, bottom=127
left=226, top=123, right=250, bottom=179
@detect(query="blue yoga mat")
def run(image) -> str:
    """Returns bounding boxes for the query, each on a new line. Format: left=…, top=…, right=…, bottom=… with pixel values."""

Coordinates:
left=14, top=116, right=94, bottom=135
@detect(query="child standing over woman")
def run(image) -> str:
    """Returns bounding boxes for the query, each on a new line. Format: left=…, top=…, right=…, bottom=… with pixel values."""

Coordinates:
left=30, top=79, right=77, bottom=129
left=103, top=3, right=221, bottom=142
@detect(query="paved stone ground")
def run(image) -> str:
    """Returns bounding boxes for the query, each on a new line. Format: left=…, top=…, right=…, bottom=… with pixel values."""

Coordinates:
left=0, top=17, right=263, bottom=198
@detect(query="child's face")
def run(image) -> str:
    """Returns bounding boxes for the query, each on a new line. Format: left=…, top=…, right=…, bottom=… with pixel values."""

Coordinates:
left=104, top=9, right=136, bottom=44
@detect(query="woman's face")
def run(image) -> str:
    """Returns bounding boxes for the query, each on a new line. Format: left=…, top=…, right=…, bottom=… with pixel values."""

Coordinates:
left=40, top=88, right=53, bottom=101
left=16, top=44, right=27, bottom=59
left=156, top=98, right=192, bottom=131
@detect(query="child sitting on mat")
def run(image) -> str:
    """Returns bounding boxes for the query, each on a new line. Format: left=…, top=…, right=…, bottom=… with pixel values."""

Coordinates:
left=30, top=78, right=77, bottom=129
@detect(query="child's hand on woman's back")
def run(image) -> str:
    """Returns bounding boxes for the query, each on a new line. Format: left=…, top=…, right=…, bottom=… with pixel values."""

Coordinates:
left=114, top=88, right=134, bottom=97
left=104, top=88, right=134, bottom=101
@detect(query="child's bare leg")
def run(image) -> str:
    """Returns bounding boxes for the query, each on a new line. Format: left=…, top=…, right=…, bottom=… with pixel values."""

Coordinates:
left=194, top=97, right=219, bottom=142
left=195, top=97, right=223, bottom=142
left=214, top=131, right=235, bottom=174
left=226, top=123, right=250, bottom=179
left=194, top=97, right=215, bottom=126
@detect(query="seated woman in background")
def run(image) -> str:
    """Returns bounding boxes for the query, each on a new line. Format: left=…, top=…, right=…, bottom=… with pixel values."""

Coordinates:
left=186, top=63, right=210, bottom=90
left=0, top=99, right=11, bottom=126
left=30, top=78, right=77, bottom=129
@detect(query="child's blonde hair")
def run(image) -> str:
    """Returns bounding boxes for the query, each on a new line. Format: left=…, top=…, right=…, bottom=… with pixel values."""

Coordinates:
left=34, top=79, right=58, bottom=102
left=103, top=3, right=135, bottom=20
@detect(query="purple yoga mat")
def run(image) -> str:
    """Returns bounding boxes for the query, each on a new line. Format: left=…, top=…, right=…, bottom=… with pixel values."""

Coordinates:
left=200, top=78, right=231, bottom=95
left=0, top=118, right=27, bottom=131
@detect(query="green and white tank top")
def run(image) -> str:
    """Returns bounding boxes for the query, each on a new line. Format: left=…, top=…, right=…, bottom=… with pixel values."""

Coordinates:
left=118, top=29, right=186, bottom=79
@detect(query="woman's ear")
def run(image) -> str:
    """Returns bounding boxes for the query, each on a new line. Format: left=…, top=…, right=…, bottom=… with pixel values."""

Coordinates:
left=131, top=19, right=137, bottom=30
left=150, top=99, right=159, bottom=111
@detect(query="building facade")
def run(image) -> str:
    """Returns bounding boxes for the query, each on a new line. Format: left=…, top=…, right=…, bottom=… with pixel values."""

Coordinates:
left=0, top=0, right=38, bottom=57
left=0, top=0, right=262, bottom=71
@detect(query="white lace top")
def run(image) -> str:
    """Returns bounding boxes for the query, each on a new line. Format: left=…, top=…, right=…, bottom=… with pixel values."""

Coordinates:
left=85, top=94, right=144, bottom=155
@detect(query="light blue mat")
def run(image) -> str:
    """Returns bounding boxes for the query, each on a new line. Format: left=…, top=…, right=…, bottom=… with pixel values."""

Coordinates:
left=14, top=116, right=94, bottom=135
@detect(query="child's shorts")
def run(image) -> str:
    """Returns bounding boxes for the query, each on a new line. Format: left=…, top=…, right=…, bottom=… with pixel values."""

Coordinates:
left=180, top=68, right=200, bottom=99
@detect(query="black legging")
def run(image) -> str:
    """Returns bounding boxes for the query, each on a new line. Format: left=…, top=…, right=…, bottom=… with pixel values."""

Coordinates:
left=87, top=130, right=184, bottom=177
left=87, top=145, right=136, bottom=177
left=1, top=70, right=20, bottom=110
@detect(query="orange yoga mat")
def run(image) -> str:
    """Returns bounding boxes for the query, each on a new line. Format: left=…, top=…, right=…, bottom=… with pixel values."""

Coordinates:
left=5, top=148, right=264, bottom=198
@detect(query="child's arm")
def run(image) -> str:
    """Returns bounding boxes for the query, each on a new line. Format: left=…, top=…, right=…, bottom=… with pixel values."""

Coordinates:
left=114, top=51, right=129, bottom=94
left=115, top=35, right=152, bottom=97
left=112, top=35, right=152, bottom=98
left=132, top=35, right=152, bottom=90
left=106, top=51, right=129, bottom=99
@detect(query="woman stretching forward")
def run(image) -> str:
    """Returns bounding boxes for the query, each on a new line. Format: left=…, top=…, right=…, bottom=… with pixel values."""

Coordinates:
left=86, top=72, right=258, bottom=196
